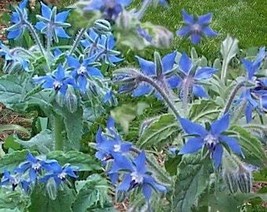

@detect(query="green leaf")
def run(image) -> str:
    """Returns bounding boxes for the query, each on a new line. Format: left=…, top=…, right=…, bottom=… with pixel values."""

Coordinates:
left=5, top=130, right=53, bottom=154
left=72, top=174, right=114, bottom=212
left=231, top=126, right=267, bottom=165
left=0, top=150, right=28, bottom=173
left=137, top=114, right=179, bottom=148
left=0, top=188, right=30, bottom=212
left=172, top=155, right=210, bottom=212
left=28, top=184, right=75, bottom=212
left=63, top=107, right=83, bottom=150
left=47, top=151, right=101, bottom=171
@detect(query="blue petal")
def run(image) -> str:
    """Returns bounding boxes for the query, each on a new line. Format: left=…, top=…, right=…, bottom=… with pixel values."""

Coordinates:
left=176, top=26, right=191, bottom=36
left=144, top=176, right=167, bottom=193
left=41, top=2, right=52, bottom=19
left=19, top=0, right=28, bottom=9
left=194, top=67, right=217, bottom=80
left=179, top=137, right=204, bottom=154
left=212, top=145, right=223, bottom=168
left=107, top=117, right=115, bottom=130
left=88, top=67, right=103, bottom=78
left=198, top=13, right=212, bottom=25
left=132, top=84, right=152, bottom=97
left=118, top=174, right=131, bottom=191
left=179, top=118, right=207, bottom=136
left=179, top=53, right=193, bottom=75
left=7, top=29, right=22, bottom=39
left=191, top=33, right=201, bottom=44
left=220, top=135, right=243, bottom=156
left=210, top=113, right=230, bottom=135
left=192, top=85, right=208, bottom=98
left=67, top=56, right=80, bottom=68
left=84, top=0, right=103, bottom=11
left=118, top=0, right=132, bottom=6
left=142, top=184, right=152, bottom=200
left=42, top=77, right=55, bottom=89
left=245, top=102, right=253, bottom=123
left=55, top=27, right=69, bottom=38
left=167, top=75, right=180, bottom=88
left=242, top=59, right=254, bottom=80
left=202, top=27, right=217, bottom=37
left=35, top=21, right=46, bottom=31
left=181, top=9, right=194, bottom=24
left=54, top=65, right=65, bottom=80
left=162, top=52, right=176, bottom=72
left=77, top=76, right=87, bottom=93
left=56, top=11, right=69, bottom=22
left=134, top=151, right=147, bottom=174
left=136, top=56, right=155, bottom=76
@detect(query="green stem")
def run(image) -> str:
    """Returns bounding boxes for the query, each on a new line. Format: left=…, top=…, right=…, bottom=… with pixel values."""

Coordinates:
left=222, top=81, right=245, bottom=114
left=54, top=114, right=64, bottom=150
left=140, top=74, right=181, bottom=118
left=136, top=0, right=152, bottom=20
left=68, top=28, right=87, bottom=56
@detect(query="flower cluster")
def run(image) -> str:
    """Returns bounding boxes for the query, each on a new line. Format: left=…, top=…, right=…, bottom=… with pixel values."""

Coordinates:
left=0, top=153, right=77, bottom=193
left=95, top=118, right=166, bottom=201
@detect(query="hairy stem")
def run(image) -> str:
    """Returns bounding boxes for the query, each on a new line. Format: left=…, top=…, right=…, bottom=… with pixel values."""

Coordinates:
left=68, top=28, right=87, bottom=56
left=136, top=0, right=153, bottom=20
left=222, top=81, right=245, bottom=114
left=54, top=114, right=64, bottom=150
left=139, top=74, right=181, bottom=118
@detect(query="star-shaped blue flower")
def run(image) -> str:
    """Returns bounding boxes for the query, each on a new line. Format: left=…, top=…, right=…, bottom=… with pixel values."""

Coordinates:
left=179, top=114, right=243, bottom=168
left=84, top=0, right=132, bottom=21
left=176, top=9, right=217, bottom=44
left=117, top=151, right=166, bottom=201
left=7, top=0, right=28, bottom=40
left=33, top=65, right=75, bottom=95
left=131, top=51, right=179, bottom=97
left=67, top=56, right=103, bottom=93
left=35, top=2, right=71, bottom=42
left=178, top=52, right=217, bottom=98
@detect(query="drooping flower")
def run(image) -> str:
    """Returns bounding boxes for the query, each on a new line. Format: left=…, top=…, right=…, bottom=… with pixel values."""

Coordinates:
left=0, top=171, right=21, bottom=191
left=130, top=51, right=179, bottom=97
left=176, top=9, right=217, bottom=44
left=35, top=2, right=71, bottom=42
left=33, top=65, right=75, bottom=95
left=84, top=0, right=132, bottom=21
left=67, top=56, right=103, bottom=93
left=177, top=52, right=217, bottom=98
left=117, top=151, right=166, bottom=201
left=179, top=114, right=243, bottom=168
left=15, top=153, right=43, bottom=182
left=7, top=0, right=29, bottom=40
left=40, top=162, right=78, bottom=186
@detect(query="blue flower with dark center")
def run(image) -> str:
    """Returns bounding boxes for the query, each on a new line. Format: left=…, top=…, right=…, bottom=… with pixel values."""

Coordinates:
left=35, top=2, right=71, bottom=42
left=84, top=0, right=132, bottom=21
left=15, top=153, right=43, bottom=182
left=131, top=51, right=179, bottom=97
left=178, top=114, right=243, bottom=168
left=33, top=65, right=75, bottom=95
left=178, top=52, right=217, bottom=98
left=40, top=162, right=78, bottom=186
left=117, top=151, right=166, bottom=201
left=0, top=171, right=21, bottom=191
left=7, top=0, right=28, bottom=40
left=67, top=56, right=103, bottom=93
left=176, top=9, right=217, bottom=44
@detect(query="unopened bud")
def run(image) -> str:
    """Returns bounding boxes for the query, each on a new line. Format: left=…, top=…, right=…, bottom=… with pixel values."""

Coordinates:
left=236, top=164, right=253, bottom=193
left=222, top=171, right=238, bottom=193
left=64, top=87, right=78, bottom=113
left=152, top=25, right=173, bottom=48
left=46, top=178, right=58, bottom=200
left=93, top=19, right=111, bottom=36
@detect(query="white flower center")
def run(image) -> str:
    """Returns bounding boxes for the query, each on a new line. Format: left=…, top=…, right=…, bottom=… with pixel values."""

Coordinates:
left=78, top=66, right=87, bottom=75
left=53, top=81, right=62, bottom=90
left=130, top=172, right=143, bottom=184
left=191, top=24, right=202, bottom=33
left=32, top=162, right=41, bottom=171
left=58, top=172, right=67, bottom=180
left=113, top=144, right=121, bottom=152
left=204, top=134, right=218, bottom=150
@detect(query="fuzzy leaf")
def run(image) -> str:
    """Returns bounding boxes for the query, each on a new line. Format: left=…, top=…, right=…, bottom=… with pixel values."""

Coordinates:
left=0, top=150, right=28, bottom=173
left=137, top=114, right=179, bottom=148
left=172, top=155, right=210, bottom=211
left=47, top=151, right=101, bottom=172
left=220, top=35, right=239, bottom=65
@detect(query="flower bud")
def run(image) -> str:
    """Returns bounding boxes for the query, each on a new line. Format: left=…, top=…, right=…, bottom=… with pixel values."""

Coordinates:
left=46, top=178, right=58, bottom=200
left=152, top=25, right=173, bottom=48
left=64, top=87, right=78, bottom=113
left=116, top=10, right=136, bottom=30
left=93, top=19, right=111, bottom=36
left=236, top=164, right=253, bottom=193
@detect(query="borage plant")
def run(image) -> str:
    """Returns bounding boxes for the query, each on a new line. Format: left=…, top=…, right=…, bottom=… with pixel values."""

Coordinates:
left=0, top=0, right=267, bottom=211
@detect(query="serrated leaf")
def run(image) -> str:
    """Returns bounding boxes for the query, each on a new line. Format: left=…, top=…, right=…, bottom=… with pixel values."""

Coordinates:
left=137, top=114, right=179, bottom=148
left=231, top=126, right=267, bottom=165
left=0, top=150, right=28, bottom=173
left=47, top=150, right=101, bottom=171
left=172, top=155, right=210, bottom=212
left=72, top=174, right=114, bottom=212
left=28, top=184, right=75, bottom=212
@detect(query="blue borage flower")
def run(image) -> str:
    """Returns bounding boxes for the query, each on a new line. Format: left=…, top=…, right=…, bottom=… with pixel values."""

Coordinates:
left=7, top=0, right=28, bottom=40
left=67, top=56, right=103, bottom=93
left=179, top=113, right=243, bottom=168
left=238, top=47, right=267, bottom=122
left=33, top=65, right=75, bottom=95
left=176, top=9, right=217, bottom=44
left=130, top=51, right=179, bottom=97
left=35, top=2, right=71, bottom=42
left=84, top=0, right=132, bottom=21
left=40, top=162, right=78, bottom=186
left=177, top=52, right=217, bottom=98
left=116, top=151, right=166, bottom=201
